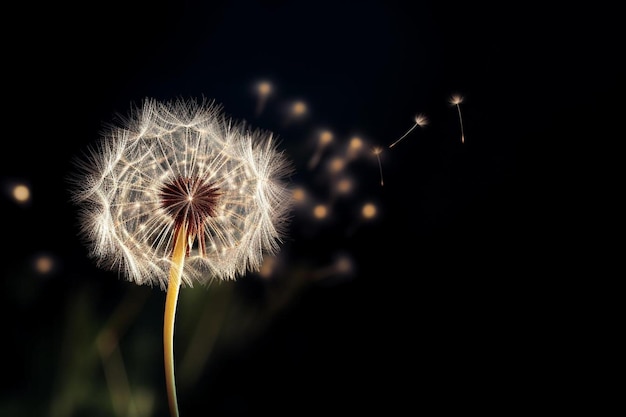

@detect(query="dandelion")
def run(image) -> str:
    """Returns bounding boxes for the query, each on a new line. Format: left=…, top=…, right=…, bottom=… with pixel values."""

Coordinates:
left=450, top=94, right=465, bottom=143
left=69, top=97, right=293, bottom=417
left=389, top=113, right=428, bottom=148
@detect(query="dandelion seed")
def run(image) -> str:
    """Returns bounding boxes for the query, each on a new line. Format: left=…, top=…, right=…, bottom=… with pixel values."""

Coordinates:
left=450, top=94, right=465, bottom=143
left=372, top=147, right=384, bottom=186
left=389, top=113, right=428, bottom=148
left=69, top=97, right=293, bottom=417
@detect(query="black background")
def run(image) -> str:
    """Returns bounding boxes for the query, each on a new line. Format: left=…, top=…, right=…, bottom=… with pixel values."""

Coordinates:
left=2, top=0, right=620, bottom=415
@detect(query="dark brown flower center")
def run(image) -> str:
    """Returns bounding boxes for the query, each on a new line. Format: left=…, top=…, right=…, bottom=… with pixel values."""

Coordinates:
left=159, top=176, right=221, bottom=256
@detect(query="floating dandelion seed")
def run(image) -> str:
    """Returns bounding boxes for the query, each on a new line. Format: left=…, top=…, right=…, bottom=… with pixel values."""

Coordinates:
left=450, top=94, right=465, bottom=143
left=69, top=97, right=293, bottom=417
left=389, top=113, right=428, bottom=148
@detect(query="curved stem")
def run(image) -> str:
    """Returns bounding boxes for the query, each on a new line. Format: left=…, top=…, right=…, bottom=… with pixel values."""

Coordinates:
left=164, top=224, right=187, bottom=417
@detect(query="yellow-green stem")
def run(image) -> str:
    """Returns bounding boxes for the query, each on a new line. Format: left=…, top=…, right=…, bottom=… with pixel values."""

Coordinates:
left=164, top=224, right=187, bottom=417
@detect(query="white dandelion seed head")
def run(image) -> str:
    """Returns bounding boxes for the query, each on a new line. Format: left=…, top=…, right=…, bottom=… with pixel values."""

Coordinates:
left=450, top=94, right=464, bottom=105
left=70, top=97, right=294, bottom=290
left=414, top=113, right=429, bottom=127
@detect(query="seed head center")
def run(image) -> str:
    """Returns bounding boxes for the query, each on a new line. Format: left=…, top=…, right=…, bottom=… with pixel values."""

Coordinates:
left=159, top=176, right=221, bottom=256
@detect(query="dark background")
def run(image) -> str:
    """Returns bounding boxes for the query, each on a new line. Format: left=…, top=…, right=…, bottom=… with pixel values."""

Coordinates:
left=2, top=0, right=620, bottom=416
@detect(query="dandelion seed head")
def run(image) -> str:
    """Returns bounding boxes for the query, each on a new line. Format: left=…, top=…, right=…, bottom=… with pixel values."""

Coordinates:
left=70, top=97, right=294, bottom=289
left=450, top=94, right=464, bottom=105
left=414, top=113, right=429, bottom=126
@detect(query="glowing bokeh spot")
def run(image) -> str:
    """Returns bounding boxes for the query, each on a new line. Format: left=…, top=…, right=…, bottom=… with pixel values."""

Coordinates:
left=292, top=101, right=307, bottom=116
left=254, top=80, right=273, bottom=116
left=349, top=136, right=362, bottom=150
left=334, top=255, right=353, bottom=274
left=258, top=255, right=276, bottom=279
left=313, top=204, right=328, bottom=219
left=13, top=184, right=30, bottom=203
left=362, top=203, right=377, bottom=219
left=329, top=157, right=345, bottom=173
left=319, top=130, right=333, bottom=144
left=293, top=187, right=306, bottom=202
left=336, top=178, right=352, bottom=194
left=257, top=81, right=272, bottom=96
left=35, top=255, right=54, bottom=274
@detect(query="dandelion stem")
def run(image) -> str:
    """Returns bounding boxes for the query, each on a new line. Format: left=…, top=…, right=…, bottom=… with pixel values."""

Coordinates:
left=450, top=95, right=465, bottom=144
left=456, top=103, right=465, bottom=144
left=389, top=124, right=417, bottom=148
left=164, top=223, right=187, bottom=417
